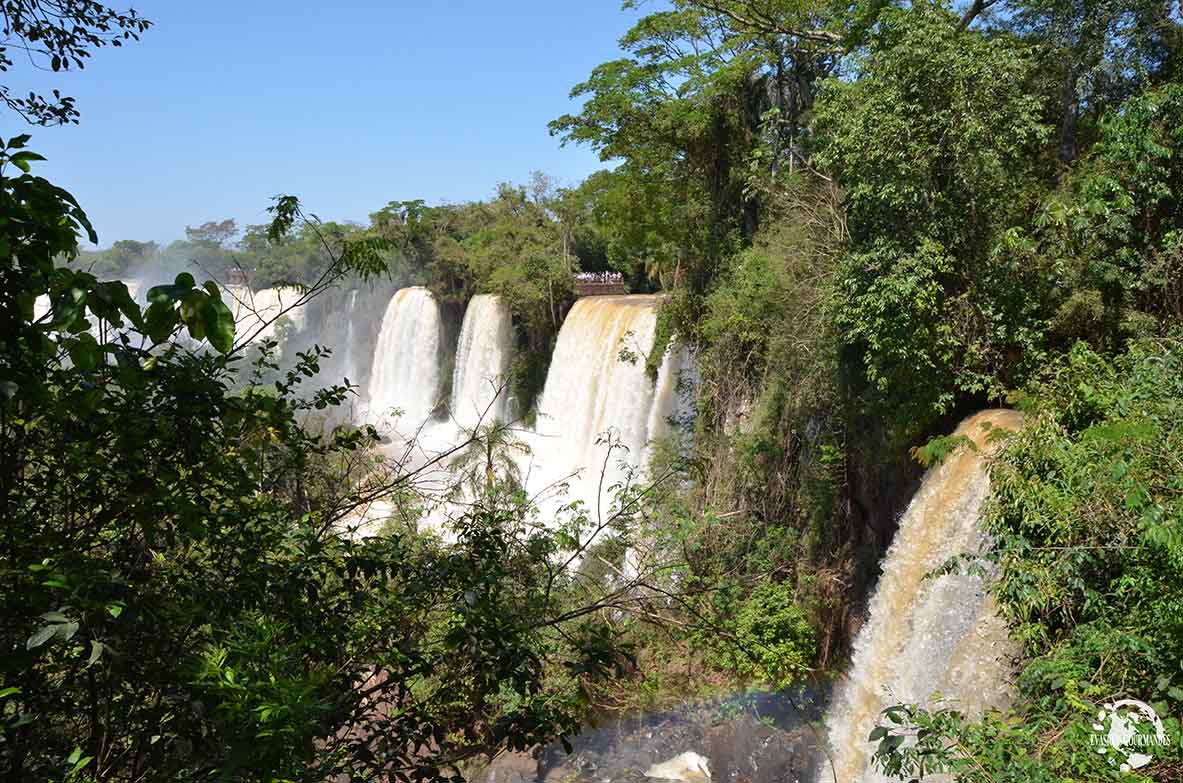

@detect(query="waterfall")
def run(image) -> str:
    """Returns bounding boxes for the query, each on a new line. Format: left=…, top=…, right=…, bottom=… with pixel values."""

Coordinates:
left=528, top=295, right=683, bottom=516
left=225, top=286, right=307, bottom=344
left=319, top=288, right=361, bottom=383
left=366, top=287, right=442, bottom=428
left=821, top=409, right=1023, bottom=783
left=451, top=294, right=514, bottom=429
left=342, top=289, right=359, bottom=382
left=646, top=342, right=696, bottom=448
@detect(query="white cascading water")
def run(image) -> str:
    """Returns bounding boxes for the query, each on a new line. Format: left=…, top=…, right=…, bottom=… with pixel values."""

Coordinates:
left=226, top=286, right=307, bottom=344
left=223, top=285, right=253, bottom=348
left=645, top=342, right=696, bottom=450
left=451, top=294, right=514, bottom=429
left=343, top=291, right=693, bottom=540
left=527, top=295, right=684, bottom=517
left=320, top=288, right=361, bottom=383
left=341, top=289, right=359, bottom=382
left=821, top=409, right=1024, bottom=783
left=366, top=286, right=442, bottom=429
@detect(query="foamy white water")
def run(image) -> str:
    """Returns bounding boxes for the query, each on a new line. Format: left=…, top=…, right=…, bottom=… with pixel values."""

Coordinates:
left=342, top=289, right=359, bottom=382
left=320, top=288, right=362, bottom=383
left=366, top=287, right=443, bottom=430
left=646, top=341, right=695, bottom=449
left=33, top=294, right=50, bottom=323
left=225, top=286, right=307, bottom=345
left=821, top=409, right=1023, bottom=783
left=451, top=294, right=514, bottom=429
left=526, top=295, right=685, bottom=518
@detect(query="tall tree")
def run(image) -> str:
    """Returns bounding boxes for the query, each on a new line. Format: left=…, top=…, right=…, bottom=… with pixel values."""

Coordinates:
left=1011, top=0, right=1181, bottom=164
left=814, top=4, right=1050, bottom=426
left=549, top=0, right=861, bottom=314
left=184, top=218, right=239, bottom=247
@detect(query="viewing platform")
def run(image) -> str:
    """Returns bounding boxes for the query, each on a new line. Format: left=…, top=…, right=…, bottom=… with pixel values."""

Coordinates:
left=573, top=273, right=626, bottom=297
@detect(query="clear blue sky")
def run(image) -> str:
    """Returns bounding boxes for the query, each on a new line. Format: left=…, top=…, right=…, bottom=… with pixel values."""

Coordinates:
left=11, top=1, right=646, bottom=246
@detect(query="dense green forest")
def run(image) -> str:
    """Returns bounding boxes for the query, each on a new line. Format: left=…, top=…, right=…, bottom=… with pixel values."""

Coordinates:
left=4, top=0, right=1183, bottom=780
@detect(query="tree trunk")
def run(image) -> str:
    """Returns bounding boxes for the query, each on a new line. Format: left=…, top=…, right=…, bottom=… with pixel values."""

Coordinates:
left=1058, top=67, right=1079, bottom=166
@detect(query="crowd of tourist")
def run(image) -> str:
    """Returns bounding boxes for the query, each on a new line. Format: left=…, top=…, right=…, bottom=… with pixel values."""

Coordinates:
left=573, top=271, right=624, bottom=283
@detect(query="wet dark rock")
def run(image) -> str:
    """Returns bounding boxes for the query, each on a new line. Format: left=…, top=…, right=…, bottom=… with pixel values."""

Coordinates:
left=473, top=752, right=539, bottom=783
left=704, top=716, right=818, bottom=783
left=536, top=689, right=825, bottom=783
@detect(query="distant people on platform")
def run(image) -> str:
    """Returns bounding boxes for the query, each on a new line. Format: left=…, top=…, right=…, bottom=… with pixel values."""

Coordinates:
left=573, top=271, right=624, bottom=284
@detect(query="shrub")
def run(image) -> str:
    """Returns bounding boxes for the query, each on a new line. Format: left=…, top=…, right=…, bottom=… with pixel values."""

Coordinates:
left=730, top=581, right=816, bottom=688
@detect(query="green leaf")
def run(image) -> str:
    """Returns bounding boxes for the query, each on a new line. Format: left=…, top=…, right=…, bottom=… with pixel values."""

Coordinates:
left=0, top=687, right=21, bottom=699
left=67, top=332, right=101, bottom=371
left=144, top=301, right=179, bottom=343
left=148, top=273, right=198, bottom=306
left=86, top=640, right=105, bottom=667
left=9, top=150, right=46, bottom=173
left=64, top=746, right=93, bottom=774
left=206, top=296, right=236, bottom=354
left=27, top=625, right=56, bottom=650
left=183, top=294, right=207, bottom=342
left=97, top=280, right=144, bottom=331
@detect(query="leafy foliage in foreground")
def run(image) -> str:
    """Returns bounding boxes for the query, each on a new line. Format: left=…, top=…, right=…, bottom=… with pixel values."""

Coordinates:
left=0, top=143, right=627, bottom=781
left=0, top=1, right=150, bottom=125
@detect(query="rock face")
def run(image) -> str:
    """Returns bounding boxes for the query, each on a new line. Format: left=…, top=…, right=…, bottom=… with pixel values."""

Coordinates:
left=703, top=715, right=817, bottom=783
left=468, top=691, right=823, bottom=783
left=477, top=752, right=539, bottom=783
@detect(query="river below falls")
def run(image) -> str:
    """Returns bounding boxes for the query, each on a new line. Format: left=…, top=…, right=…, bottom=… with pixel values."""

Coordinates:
left=471, top=689, right=826, bottom=783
